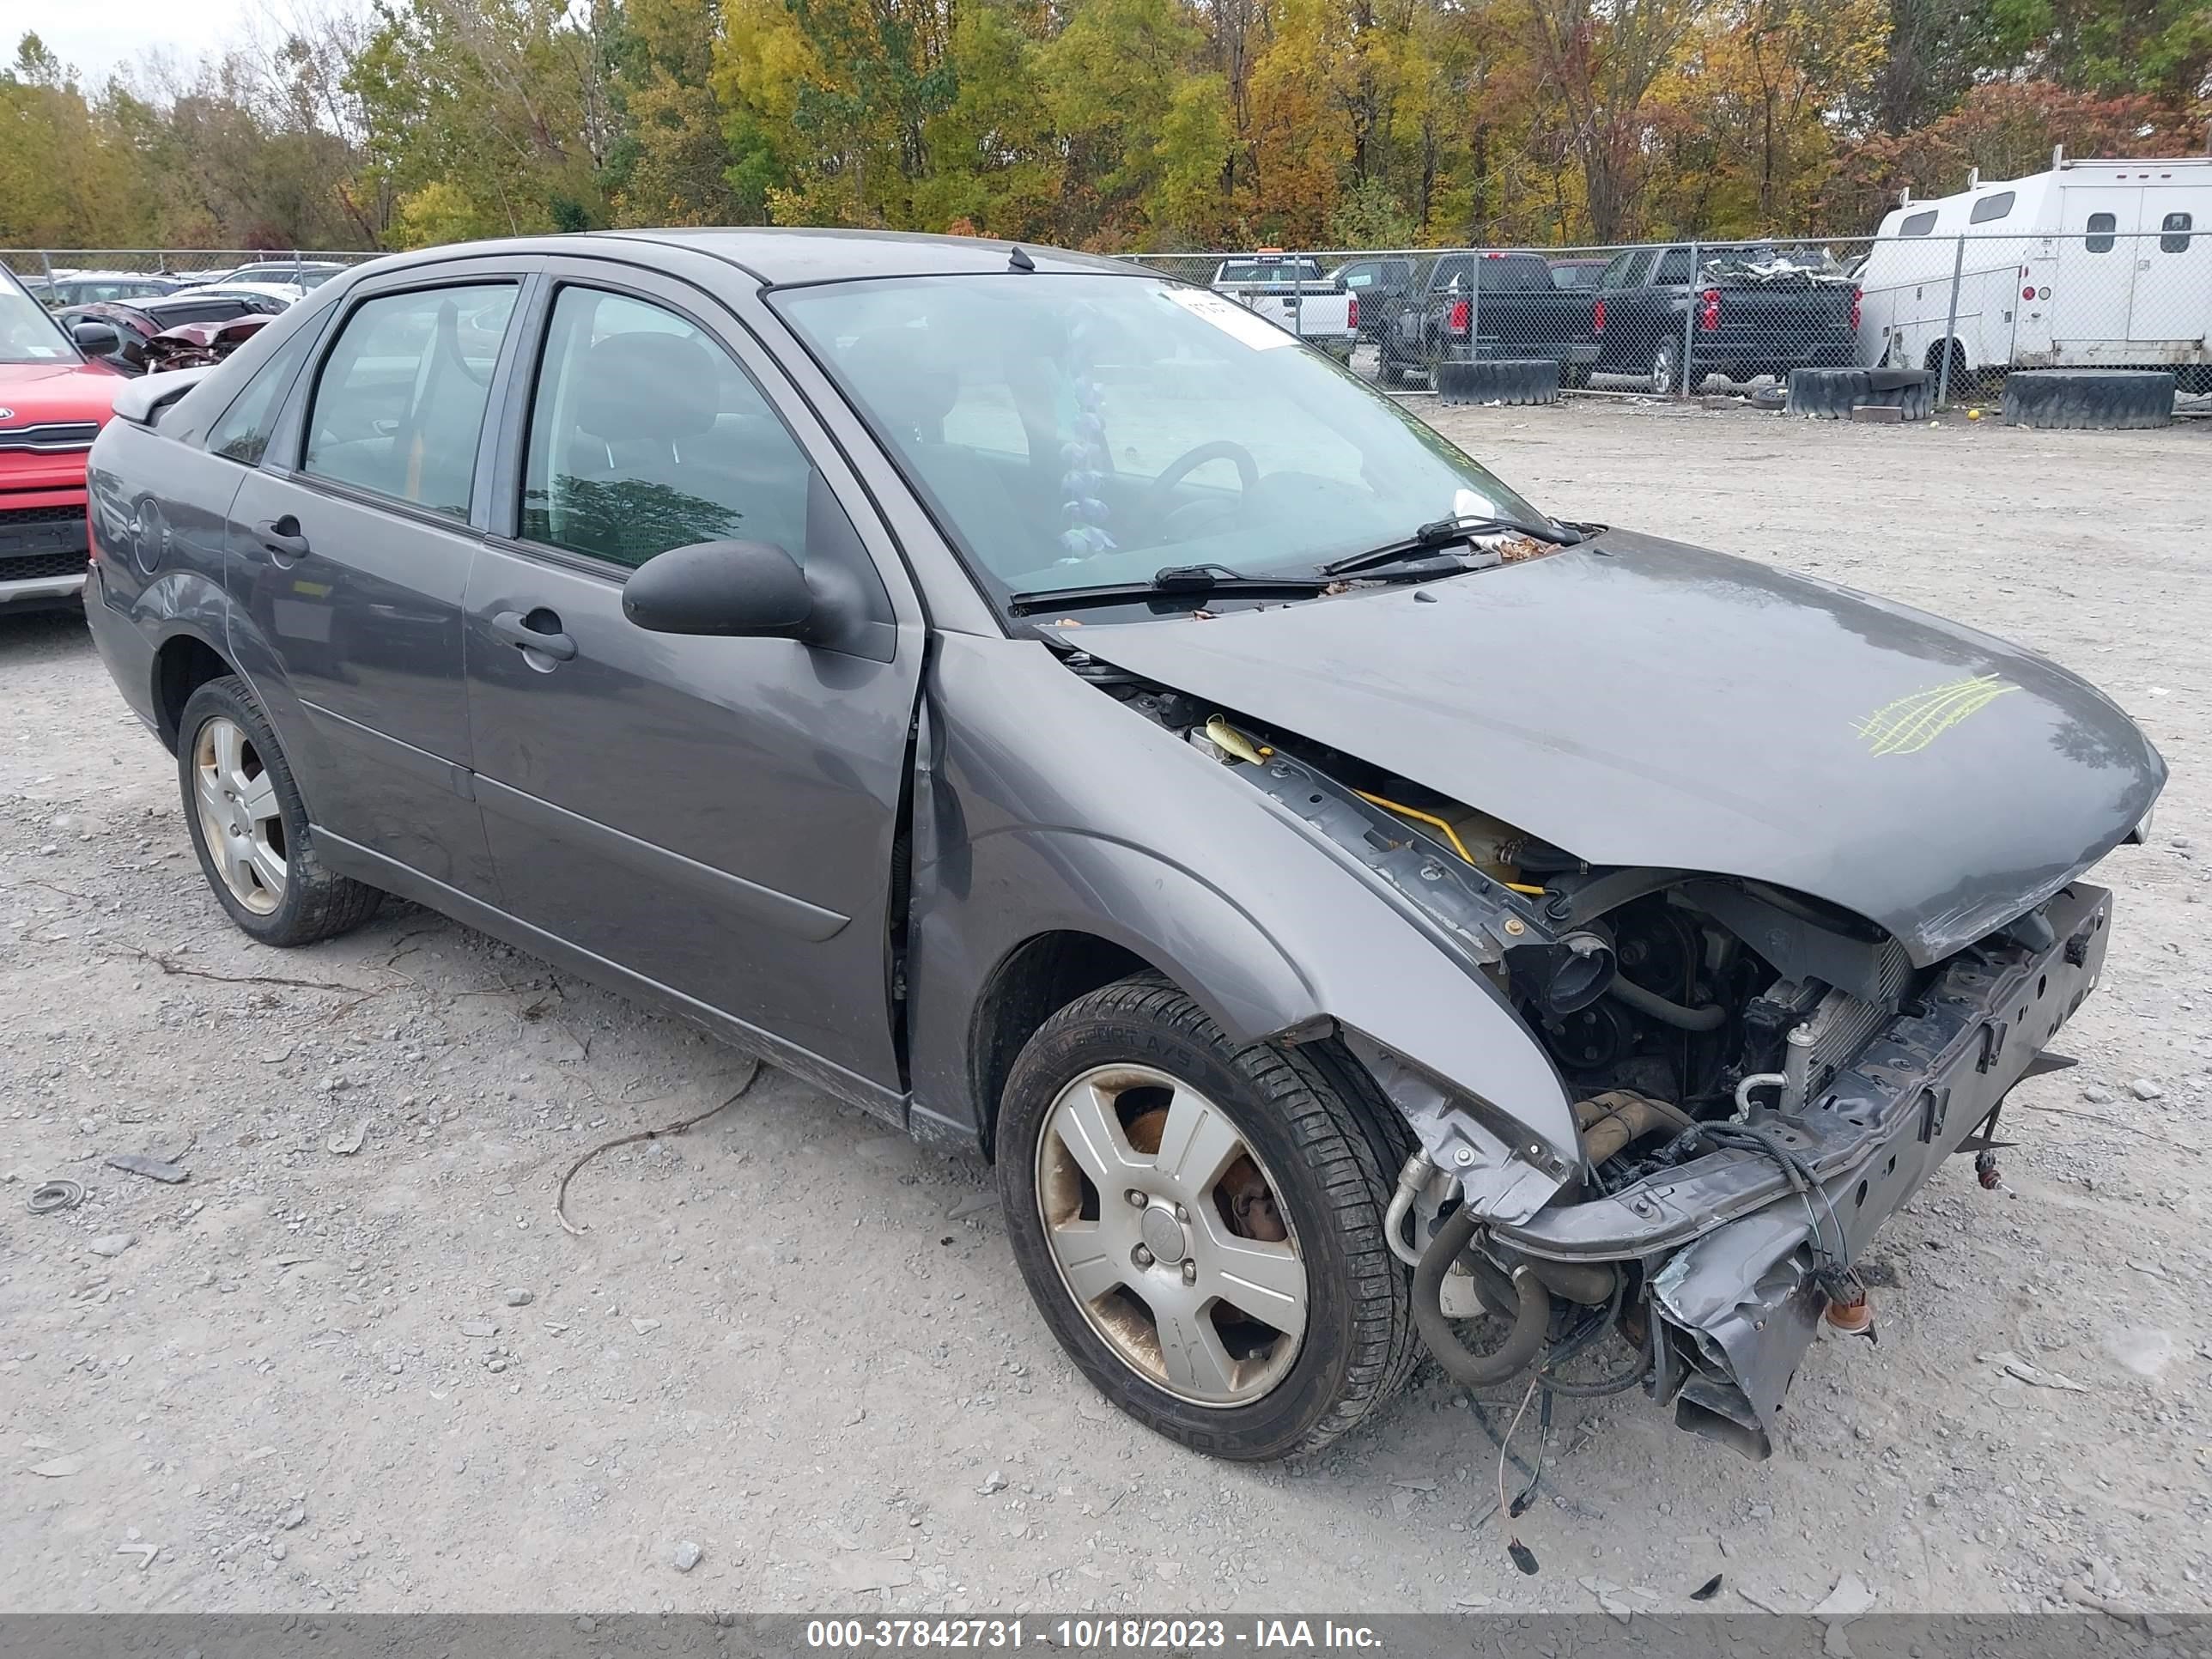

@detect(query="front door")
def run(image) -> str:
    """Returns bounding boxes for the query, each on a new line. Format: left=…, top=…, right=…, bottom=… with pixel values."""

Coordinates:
left=463, top=264, right=921, bottom=1102
left=228, top=265, right=526, bottom=893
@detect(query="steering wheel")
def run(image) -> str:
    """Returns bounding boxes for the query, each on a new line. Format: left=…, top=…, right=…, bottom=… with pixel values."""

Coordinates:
left=1146, top=440, right=1260, bottom=514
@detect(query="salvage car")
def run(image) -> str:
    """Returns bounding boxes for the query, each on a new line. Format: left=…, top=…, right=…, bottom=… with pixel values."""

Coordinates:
left=82, top=232, right=2163, bottom=1462
left=57, top=294, right=287, bottom=375
left=2, top=265, right=125, bottom=609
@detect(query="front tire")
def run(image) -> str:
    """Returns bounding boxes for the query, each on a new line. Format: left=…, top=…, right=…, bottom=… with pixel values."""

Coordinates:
left=178, top=675, right=383, bottom=946
left=997, top=975, right=1415, bottom=1461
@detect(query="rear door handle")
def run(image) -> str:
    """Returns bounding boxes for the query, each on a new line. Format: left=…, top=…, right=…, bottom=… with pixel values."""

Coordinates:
left=489, top=608, right=578, bottom=662
left=255, top=517, right=310, bottom=562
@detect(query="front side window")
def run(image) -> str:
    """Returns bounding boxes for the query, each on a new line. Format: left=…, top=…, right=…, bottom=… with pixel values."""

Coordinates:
left=303, top=283, right=515, bottom=517
left=2161, top=212, right=2194, bottom=253
left=520, top=287, right=811, bottom=568
left=208, top=323, right=321, bottom=466
left=2084, top=212, right=2117, bottom=253
left=775, top=273, right=1542, bottom=605
left=1969, top=191, right=2014, bottom=225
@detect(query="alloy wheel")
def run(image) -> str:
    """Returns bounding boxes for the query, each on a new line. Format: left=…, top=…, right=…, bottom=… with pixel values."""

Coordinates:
left=1034, top=1063, right=1308, bottom=1406
left=191, top=716, right=287, bottom=915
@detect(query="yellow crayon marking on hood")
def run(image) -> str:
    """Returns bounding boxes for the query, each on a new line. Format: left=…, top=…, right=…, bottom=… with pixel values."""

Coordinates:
left=1854, top=674, right=2019, bottom=757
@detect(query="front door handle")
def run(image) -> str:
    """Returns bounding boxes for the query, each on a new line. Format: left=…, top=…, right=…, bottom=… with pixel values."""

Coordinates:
left=255, top=517, right=310, bottom=563
left=490, top=608, right=578, bottom=662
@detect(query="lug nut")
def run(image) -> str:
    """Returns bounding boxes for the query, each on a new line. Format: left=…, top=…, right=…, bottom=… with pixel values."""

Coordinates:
left=1173, top=1203, right=1188, bottom=1223
left=1182, top=1261, right=1197, bottom=1285
left=1133, top=1245, right=1154, bottom=1268
left=1126, top=1189, right=1148, bottom=1208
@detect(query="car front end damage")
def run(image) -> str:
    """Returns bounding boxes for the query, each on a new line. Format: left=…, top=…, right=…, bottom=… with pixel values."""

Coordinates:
left=1056, top=539, right=2161, bottom=1455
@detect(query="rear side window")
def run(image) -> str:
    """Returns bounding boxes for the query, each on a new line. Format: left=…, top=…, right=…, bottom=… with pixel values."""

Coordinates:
left=2084, top=212, right=2117, bottom=253
left=1653, top=246, right=1692, bottom=284
left=1899, top=210, right=1938, bottom=237
left=1431, top=257, right=1472, bottom=292
left=207, top=323, right=320, bottom=466
left=303, top=283, right=515, bottom=518
left=1969, top=191, right=2014, bottom=225
left=520, top=286, right=812, bottom=569
left=2161, top=212, right=2194, bottom=253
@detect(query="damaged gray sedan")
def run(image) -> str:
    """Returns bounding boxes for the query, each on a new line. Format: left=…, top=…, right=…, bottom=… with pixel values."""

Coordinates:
left=82, top=231, right=2163, bottom=1462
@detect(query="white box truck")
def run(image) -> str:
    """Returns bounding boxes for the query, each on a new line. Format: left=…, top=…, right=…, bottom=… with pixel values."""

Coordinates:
left=1856, top=155, right=2212, bottom=388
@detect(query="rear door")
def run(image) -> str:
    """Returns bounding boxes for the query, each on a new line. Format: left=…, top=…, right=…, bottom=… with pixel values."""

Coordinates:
left=227, top=258, right=532, bottom=894
left=2052, top=185, right=2138, bottom=350
left=462, top=258, right=922, bottom=1101
left=2129, top=199, right=2209, bottom=348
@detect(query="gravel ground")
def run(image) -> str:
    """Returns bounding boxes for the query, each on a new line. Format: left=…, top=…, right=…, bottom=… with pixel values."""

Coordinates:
left=3, top=398, right=2208, bottom=1619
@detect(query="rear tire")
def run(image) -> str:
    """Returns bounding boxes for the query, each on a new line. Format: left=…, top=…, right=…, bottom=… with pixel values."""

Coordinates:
left=177, top=675, right=383, bottom=947
left=996, top=975, right=1416, bottom=1461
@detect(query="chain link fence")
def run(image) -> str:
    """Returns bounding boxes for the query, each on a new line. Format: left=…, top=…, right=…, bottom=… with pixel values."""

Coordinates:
left=3, top=248, right=383, bottom=307
left=1125, top=228, right=2212, bottom=410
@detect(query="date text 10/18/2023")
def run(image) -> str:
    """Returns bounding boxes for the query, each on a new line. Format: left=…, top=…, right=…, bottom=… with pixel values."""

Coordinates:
left=803, top=1620, right=1386, bottom=1650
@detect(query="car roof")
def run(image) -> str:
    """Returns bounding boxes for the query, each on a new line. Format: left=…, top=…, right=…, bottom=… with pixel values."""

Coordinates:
left=173, top=283, right=299, bottom=300
left=360, top=228, right=1140, bottom=288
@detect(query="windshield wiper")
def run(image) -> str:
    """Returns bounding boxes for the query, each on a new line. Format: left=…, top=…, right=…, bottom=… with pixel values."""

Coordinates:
left=1007, top=563, right=1335, bottom=614
left=1319, top=513, right=1583, bottom=578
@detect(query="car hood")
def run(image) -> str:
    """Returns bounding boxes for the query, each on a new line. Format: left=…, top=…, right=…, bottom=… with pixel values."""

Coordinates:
left=1070, top=530, right=2165, bottom=963
left=0, top=358, right=123, bottom=421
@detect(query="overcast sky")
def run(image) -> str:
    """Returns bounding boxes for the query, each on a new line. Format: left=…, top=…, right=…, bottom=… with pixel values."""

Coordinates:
left=20, top=0, right=270, bottom=88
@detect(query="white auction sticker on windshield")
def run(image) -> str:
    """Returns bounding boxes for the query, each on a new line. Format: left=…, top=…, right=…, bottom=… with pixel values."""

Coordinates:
left=1159, top=286, right=1296, bottom=349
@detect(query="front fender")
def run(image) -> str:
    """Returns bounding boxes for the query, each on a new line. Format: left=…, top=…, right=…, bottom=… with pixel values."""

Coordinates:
left=903, top=635, right=1577, bottom=1176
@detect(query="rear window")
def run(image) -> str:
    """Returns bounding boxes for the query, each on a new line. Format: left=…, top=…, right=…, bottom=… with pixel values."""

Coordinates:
left=1653, top=246, right=1692, bottom=284
left=1218, top=258, right=1322, bottom=283
left=1968, top=191, right=2014, bottom=225
left=1479, top=256, right=1551, bottom=291
left=1899, top=210, right=1938, bottom=236
left=1601, top=249, right=1655, bottom=289
left=1550, top=263, right=1604, bottom=289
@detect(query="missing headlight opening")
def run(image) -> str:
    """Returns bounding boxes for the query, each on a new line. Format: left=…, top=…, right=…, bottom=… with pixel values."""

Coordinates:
left=1069, top=653, right=2124, bottom=1460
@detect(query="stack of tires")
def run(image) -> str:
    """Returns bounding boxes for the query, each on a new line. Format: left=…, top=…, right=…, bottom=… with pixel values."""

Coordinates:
left=1784, top=368, right=1934, bottom=422
left=1434, top=359, right=1560, bottom=407
left=2002, top=370, right=2175, bottom=430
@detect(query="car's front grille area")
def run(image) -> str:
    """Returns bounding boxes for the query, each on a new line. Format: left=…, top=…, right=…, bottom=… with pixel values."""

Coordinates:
left=0, top=502, right=85, bottom=527
left=0, top=422, right=99, bottom=454
left=0, top=549, right=89, bottom=583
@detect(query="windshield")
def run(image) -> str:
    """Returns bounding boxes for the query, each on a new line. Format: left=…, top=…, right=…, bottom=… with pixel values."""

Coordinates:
left=773, top=273, right=1541, bottom=602
left=0, top=270, right=78, bottom=365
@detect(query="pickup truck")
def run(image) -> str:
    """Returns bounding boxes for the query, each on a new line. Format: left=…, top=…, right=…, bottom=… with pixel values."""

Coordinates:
left=1591, top=243, right=1860, bottom=392
left=1375, top=251, right=1599, bottom=387
left=1208, top=255, right=1358, bottom=362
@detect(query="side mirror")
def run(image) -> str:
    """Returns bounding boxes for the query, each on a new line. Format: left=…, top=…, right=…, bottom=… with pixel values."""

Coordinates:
left=623, top=539, right=833, bottom=641
left=71, top=321, right=122, bottom=356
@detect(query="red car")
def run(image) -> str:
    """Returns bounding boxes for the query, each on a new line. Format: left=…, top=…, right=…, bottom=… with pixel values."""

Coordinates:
left=3, top=266, right=125, bottom=610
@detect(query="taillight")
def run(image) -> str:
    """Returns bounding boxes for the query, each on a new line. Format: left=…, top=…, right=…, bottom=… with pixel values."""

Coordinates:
left=1592, top=298, right=1606, bottom=334
left=1448, top=298, right=1470, bottom=334
left=1697, top=289, right=1721, bottom=332
left=2022, top=285, right=2035, bottom=300
left=1346, top=294, right=1358, bottom=332
left=1850, top=286, right=1862, bottom=331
